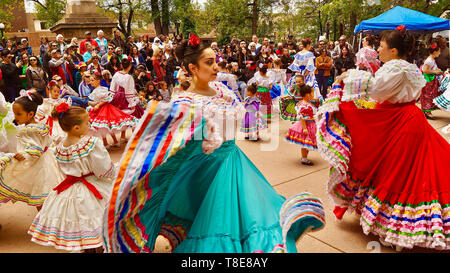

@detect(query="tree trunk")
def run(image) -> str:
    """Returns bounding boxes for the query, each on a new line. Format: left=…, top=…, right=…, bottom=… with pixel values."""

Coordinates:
left=161, top=0, right=170, bottom=36
left=151, top=0, right=162, bottom=35
left=349, top=11, right=357, bottom=41
left=251, top=0, right=258, bottom=36
left=326, top=21, right=330, bottom=41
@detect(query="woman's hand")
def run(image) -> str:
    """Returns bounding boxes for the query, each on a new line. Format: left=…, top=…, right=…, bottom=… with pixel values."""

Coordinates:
left=303, top=128, right=308, bottom=135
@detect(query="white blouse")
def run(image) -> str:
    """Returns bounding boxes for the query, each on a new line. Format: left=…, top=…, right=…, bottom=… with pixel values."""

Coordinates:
left=55, top=136, right=115, bottom=179
left=342, top=59, right=426, bottom=104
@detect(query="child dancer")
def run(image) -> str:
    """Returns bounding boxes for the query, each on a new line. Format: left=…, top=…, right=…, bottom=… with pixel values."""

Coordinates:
left=247, top=63, right=273, bottom=121
left=28, top=104, right=116, bottom=253
left=36, top=80, right=67, bottom=141
left=158, top=81, right=171, bottom=102
left=285, top=84, right=318, bottom=166
left=0, top=91, right=64, bottom=209
left=240, top=83, right=268, bottom=141
left=280, top=75, right=305, bottom=122
left=88, top=72, right=137, bottom=148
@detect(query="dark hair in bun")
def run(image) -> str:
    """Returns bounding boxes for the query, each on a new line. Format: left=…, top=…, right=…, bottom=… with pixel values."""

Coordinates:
left=365, top=35, right=375, bottom=47
left=51, top=105, right=87, bottom=132
left=121, top=57, right=131, bottom=70
left=299, top=84, right=313, bottom=97
left=218, top=59, right=228, bottom=69
left=14, top=91, right=44, bottom=115
left=247, top=82, right=257, bottom=94
left=380, top=29, right=415, bottom=59
left=259, top=64, right=268, bottom=74
left=175, top=38, right=210, bottom=75
left=301, top=38, right=311, bottom=48
left=428, top=44, right=440, bottom=55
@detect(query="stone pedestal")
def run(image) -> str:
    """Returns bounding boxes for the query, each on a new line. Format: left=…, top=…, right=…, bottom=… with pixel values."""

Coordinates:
left=50, top=0, right=117, bottom=39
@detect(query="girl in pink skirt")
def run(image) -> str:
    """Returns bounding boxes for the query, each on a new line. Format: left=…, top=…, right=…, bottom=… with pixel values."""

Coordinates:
left=285, top=84, right=318, bottom=166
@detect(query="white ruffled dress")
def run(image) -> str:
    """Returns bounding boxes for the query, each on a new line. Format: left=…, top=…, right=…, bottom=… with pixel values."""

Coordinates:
left=36, top=98, right=67, bottom=141
left=0, top=123, right=64, bottom=206
left=28, top=136, right=116, bottom=251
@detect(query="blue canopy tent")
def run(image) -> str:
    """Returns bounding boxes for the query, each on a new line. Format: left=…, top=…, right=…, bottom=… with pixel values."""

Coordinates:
left=354, top=6, right=450, bottom=35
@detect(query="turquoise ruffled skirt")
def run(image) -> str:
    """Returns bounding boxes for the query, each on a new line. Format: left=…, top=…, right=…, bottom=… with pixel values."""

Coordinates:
left=138, top=140, right=324, bottom=253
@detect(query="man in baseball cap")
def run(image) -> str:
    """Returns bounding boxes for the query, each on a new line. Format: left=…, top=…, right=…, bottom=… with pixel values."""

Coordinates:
left=79, top=30, right=99, bottom=56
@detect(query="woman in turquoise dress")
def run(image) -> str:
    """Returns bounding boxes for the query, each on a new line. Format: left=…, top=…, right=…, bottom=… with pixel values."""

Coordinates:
left=102, top=34, right=325, bottom=253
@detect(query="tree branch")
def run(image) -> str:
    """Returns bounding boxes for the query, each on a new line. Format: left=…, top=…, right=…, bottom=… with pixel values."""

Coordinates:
left=28, top=0, right=47, bottom=9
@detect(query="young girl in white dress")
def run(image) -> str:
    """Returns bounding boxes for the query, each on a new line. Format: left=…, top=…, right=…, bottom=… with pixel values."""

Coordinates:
left=36, top=80, right=67, bottom=142
left=28, top=104, right=116, bottom=253
left=0, top=91, right=64, bottom=210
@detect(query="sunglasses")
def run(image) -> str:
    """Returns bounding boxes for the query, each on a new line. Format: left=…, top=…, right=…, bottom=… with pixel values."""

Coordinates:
left=84, top=75, right=91, bottom=78
left=56, top=78, right=63, bottom=81
left=30, top=59, right=37, bottom=61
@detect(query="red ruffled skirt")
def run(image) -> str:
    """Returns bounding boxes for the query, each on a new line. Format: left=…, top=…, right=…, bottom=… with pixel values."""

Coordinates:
left=420, top=78, right=439, bottom=112
left=256, top=87, right=272, bottom=118
left=331, top=101, right=450, bottom=249
left=89, top=103, right=137, bottom=136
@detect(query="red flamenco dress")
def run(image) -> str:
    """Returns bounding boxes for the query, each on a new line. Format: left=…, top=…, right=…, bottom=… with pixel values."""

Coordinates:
left=316, top=62, right=450, bottom=250
left=88, top=86, right=138, bottom=137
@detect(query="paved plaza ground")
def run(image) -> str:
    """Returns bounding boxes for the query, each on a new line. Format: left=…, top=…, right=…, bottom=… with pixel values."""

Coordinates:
left=0, top=106, right=449, bottom=253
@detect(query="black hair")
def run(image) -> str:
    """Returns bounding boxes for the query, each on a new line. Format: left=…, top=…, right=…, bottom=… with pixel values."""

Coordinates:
left=365, top=35, right=375, bottom=47
left=299, top=84, right=313, bottom=97
left=14, top=92, right=44, bottom=115
left=121, top=57, right=131, bottom=70
left=175, top=37, right=210, bottom=75
left=247, top=83, right=257, bottom=94
left=301, top=39, right=311, bottom=48
left=380, top=29, right=415, bottom=59
left=428, top=44, right=440, bottom=55
left=218, top=60, right=228, bottom=69
left=259, top=64, right=268, bottom=74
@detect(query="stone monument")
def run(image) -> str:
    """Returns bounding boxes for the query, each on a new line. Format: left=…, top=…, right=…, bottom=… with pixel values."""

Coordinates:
left=50, top=0, right=118, bottom=39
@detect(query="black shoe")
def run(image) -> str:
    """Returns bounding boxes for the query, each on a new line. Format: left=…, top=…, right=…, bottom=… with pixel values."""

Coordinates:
left=245, top=136, right=250, bottom=140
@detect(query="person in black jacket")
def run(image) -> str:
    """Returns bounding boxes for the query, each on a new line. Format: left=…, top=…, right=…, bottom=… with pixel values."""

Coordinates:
left=334, top=45, right=355, bottom=76
left=110, top=30, right=126, bottom=52
left=0, top=49, right=22, bottom=102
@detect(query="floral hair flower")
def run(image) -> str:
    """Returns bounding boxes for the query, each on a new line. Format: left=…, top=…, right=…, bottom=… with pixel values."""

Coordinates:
left=430, top=44, right=438, bottom=50
left=56, top=102, right=70, bottom=119
left=189, top=33, right=200, bottom=48
left=396, top=25, right=406, bottom=36
left=48, top=80, right=58, bottom=88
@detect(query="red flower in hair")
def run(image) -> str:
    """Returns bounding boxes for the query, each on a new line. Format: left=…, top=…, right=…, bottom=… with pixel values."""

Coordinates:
left=431, top=44, right=438, bottom=50
left=396, top=25, right=406, bottom=33
left=56, top=102, right=69, bottom=114
left=189, top=33, right=200, bottom=47
left=306, top=38, right=310, bottom=41
left=48, top=80, right=57, bottom=88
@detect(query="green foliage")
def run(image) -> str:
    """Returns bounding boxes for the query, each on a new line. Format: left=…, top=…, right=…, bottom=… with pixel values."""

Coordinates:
left=193, top=0, right=449, bottom=44
left=34, top=0, right=67, bottom=27
left=0, top=0, right=22, bottom=30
